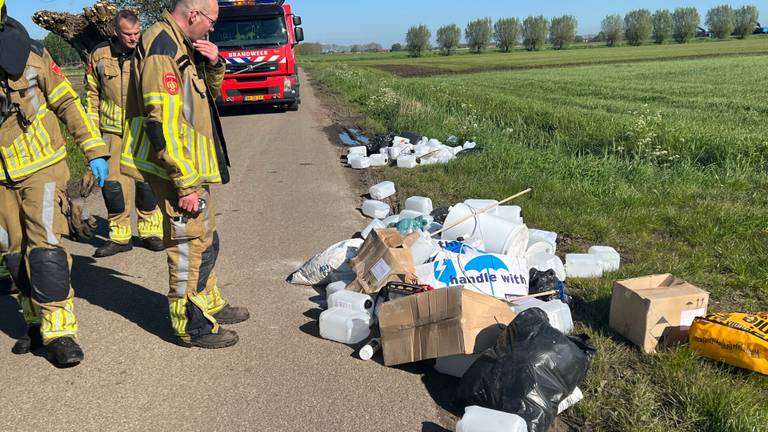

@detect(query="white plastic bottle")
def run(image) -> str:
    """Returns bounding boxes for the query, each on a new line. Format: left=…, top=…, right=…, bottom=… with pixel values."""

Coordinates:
left=358, top=338, right=381, bottom=361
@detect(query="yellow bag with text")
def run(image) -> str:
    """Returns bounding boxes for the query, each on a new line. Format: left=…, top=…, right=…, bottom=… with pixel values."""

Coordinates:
left=689, top=312, right=768, bottom=375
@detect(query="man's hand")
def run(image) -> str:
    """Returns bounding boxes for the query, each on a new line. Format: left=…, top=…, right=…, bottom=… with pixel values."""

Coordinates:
left=179, top=192, right=200, bottom=213
left=193, top=40, right=220, bottom=66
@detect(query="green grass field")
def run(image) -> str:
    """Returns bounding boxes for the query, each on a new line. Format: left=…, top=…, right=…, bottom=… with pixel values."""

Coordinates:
left=307, top=37, right=768, bottom=77
left=305, top=42, right=768, bottom=431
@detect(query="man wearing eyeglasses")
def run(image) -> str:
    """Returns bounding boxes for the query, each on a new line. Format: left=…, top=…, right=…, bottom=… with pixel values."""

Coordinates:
left=121, top=0, right=249, bottom=349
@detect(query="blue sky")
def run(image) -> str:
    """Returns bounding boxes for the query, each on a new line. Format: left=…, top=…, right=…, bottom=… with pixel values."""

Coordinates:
left=8, top=1, right=768, bottom=45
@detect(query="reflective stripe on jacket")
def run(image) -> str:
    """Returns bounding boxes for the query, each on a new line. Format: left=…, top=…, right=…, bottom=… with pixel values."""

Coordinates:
left=121, top=11, right=229, bottom=196
left=85, top=39, right=131, bottom=136
left=0, top=43, right=107, bottom=182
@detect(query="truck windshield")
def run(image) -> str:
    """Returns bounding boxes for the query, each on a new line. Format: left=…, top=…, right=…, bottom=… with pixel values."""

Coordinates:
left=211, top=15, right=288, bottom=48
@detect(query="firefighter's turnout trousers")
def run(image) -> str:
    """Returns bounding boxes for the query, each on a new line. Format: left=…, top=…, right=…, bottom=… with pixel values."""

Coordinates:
left=148, top=179, right=227, bottom=340
left=102, top=132, right=163, bottom=244
left=0, top=162, right=77, bottom=343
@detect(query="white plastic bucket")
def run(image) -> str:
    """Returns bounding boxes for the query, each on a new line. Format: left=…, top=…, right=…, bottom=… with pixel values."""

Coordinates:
left=441, top=204, right=526, bottom=255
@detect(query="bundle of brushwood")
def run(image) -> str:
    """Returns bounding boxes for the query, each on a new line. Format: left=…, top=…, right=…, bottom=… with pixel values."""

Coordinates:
left=32, top=1, right=117, bottom=62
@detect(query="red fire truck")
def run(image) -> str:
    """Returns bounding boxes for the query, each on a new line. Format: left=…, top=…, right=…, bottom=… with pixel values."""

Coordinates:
left=211, top=0, right=304, bottom=110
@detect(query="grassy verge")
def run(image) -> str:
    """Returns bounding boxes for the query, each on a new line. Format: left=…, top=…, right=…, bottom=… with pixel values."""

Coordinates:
left=305, top=53, right=768, bottom=431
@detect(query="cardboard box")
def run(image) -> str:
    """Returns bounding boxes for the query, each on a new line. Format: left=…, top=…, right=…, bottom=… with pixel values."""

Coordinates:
left=609, top=274, right=709, bottom=353
left=347, top=229, right=417, bottom=295
left=378, top=286, right=517, bottom=366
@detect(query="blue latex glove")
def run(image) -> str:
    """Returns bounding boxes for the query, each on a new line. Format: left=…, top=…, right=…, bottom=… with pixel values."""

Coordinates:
left=89, top=158, right=109, bottom=187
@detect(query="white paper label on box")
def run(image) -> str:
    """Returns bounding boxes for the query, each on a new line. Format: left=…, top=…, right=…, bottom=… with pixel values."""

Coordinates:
left=680, top=308, right=707, bottom=326
left=370, top=258, right=392, bottom=282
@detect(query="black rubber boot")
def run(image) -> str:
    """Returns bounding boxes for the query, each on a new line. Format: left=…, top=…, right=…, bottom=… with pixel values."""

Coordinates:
left=212, top=304, right=250, bottom=325
left=11, top=325, right=42, bottom=355
left=45, top=337, right=84, bottom=365
left=94, top=241, right=133, bottom=258
left=179, top=328, right=239, bottom=349
left=142, top=236, right=165, bottom=252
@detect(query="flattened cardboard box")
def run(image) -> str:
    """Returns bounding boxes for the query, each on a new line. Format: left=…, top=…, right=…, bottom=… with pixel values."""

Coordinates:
left=379, top=286, right=517, bottom=366
left=348, top=229, right=417, bottom=295
left=609, top=274, right=709, bottom=353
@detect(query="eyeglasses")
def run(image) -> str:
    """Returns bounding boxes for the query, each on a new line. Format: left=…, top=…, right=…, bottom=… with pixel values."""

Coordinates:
left=194, top=9, right=217, bottom=27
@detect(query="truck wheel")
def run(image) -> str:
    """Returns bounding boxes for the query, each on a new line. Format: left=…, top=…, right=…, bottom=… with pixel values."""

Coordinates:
left=287, top=101, right=299, bottom=111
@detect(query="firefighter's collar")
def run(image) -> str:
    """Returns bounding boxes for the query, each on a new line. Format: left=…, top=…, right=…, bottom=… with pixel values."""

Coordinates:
left=162, top=11, right=196, bottom=53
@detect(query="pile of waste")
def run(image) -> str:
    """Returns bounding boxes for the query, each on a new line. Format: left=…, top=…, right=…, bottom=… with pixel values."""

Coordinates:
left=339, top=129, right=478, bottom=169
left=289, top=177, right=765, bottom=430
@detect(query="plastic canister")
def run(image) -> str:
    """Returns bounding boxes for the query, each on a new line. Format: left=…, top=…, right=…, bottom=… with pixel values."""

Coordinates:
left=588, top=246, right=621, bottom=272
left=327, top=290, right=374, bottom=316
left=528, top=229, right=558, bottom=250
left=361, top=219, right=386, bottom=239
left=369, top=153, right=389, bottom=167
left=511, top=298, right=573, bottom=334
left=318, top=308, right=371, bottom=345
left=409, top=232, right=440, bottom=265
left=405, top=196, right=434, bottom=215
left=347, top=146, right=367, bottom=156
left=350, top=157, right=371, bottom=169
left=565, top=253, right=603, bottom=278
left=456, top=406, right=527, bottom=432
left=325, top=281, right=349, bottom=298
left=397, top=155, right=418, bottom=168
left=527, top=252, right=566, bottom=281
left=368, top=181, right=396, bottom=200
left=361, top=200, right=390, bottom=219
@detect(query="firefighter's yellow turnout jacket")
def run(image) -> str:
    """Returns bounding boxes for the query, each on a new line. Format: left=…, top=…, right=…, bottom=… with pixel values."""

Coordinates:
left=121, top=11, right=230, bottom=197
left=0, top=43, right=107, bottom=183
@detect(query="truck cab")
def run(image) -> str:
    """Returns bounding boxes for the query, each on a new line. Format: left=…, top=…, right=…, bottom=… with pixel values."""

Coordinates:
left=211, top=0, right=304, bottom=110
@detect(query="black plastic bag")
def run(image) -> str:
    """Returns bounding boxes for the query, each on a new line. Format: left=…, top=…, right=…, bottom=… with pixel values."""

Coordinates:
left=367, top=134, right=393, bottom=155
left=456, top=308, right=596, bottom=432
left=529, top=269, right=560, bottom=297
left=528, top=269, right=573, bottom=305
left=399, top=131, right=423, bottom=143
left=431, top=207, right=450, bottom=224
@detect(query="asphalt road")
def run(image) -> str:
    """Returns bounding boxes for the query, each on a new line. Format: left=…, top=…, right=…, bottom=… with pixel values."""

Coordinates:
left=0, top=71, right=450, bottom=431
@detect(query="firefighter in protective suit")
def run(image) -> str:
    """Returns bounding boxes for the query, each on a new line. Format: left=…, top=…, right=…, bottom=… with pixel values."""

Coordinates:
left=0, top=0, right=109, bottom=364
left=85, top=10, right=165, bottom=257
left=121, top=0, right=249, bottom=348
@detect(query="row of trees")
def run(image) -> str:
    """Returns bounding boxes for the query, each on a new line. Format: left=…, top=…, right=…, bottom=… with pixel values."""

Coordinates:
left=407, top=15, right=581, bottom=56
left=602, top=5, right=759, bottom=46
left=405, top=4, right=760, bottom=56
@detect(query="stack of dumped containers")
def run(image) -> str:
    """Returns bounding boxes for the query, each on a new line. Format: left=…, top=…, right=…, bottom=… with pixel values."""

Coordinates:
left=345, top=134, right=478, bottom=170
left=288, top=180, right=614, bottom=432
